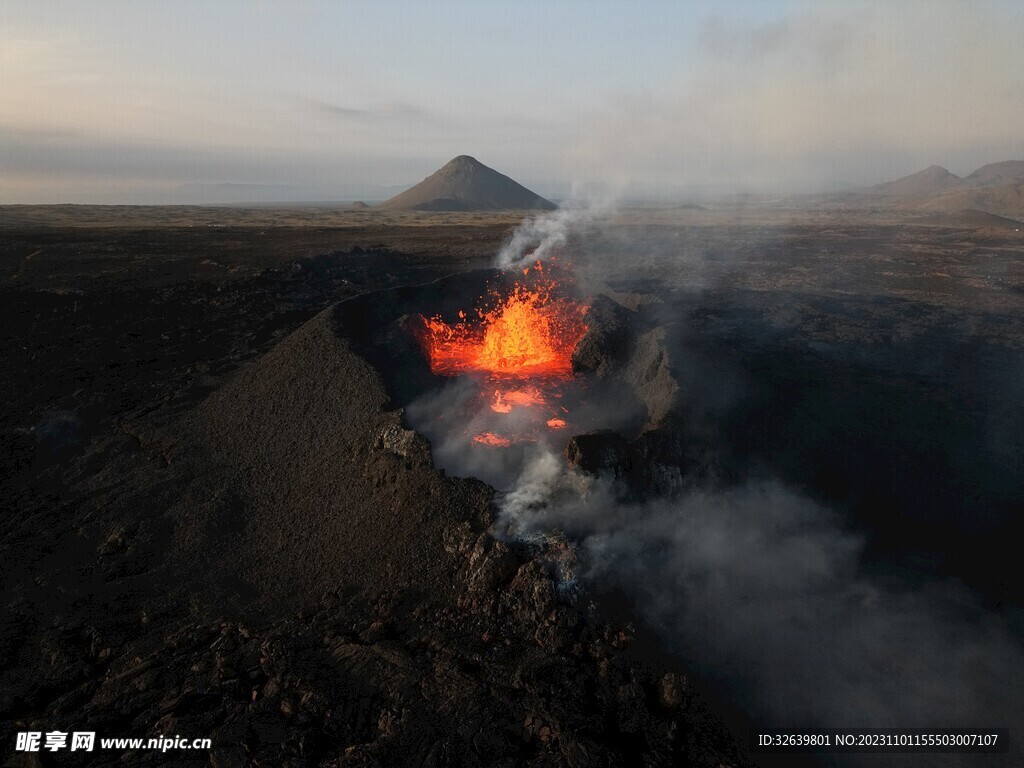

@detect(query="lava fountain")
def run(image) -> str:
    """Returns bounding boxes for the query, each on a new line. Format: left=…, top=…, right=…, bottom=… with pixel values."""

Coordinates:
left=417, top=261, right=588, bottom=447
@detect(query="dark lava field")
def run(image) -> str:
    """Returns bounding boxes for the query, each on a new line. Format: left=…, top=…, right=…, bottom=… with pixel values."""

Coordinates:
left=2, top=207, right=1023, bottom=767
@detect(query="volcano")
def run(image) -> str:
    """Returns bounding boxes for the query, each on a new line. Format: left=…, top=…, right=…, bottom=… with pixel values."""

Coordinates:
left=377, top=155, right=556, bottom=211
left=416, top=262, right=589, bottom=446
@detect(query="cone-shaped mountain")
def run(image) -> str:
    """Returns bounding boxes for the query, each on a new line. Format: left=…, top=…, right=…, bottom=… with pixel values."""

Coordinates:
left=378, top=156, right=556, bottom=211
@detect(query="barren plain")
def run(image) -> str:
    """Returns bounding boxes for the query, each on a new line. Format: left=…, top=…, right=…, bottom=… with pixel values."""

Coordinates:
left=2, top=205, right=1022, bottom=767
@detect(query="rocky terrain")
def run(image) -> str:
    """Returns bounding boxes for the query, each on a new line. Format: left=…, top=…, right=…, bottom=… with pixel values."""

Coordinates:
left=2, top=207, right=1024, bottom=766
left=0, top=215, right=751, bottom=767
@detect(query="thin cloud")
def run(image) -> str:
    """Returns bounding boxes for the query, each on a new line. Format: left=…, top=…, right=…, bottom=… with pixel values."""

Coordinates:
left=2, top=1, right=1023, bottom=202
left=303, top=97, right=435, bottom=122
left=565, top=3, right=1024, bottom=193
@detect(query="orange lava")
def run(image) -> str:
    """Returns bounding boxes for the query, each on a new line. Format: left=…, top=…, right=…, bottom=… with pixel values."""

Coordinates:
left=490, top=388, right=545, bottom=413
left=420, top=264, right=587, bottom=379
left=472, top=432, right=512, bottom=447
left=418, top=261, right=586, bottom=446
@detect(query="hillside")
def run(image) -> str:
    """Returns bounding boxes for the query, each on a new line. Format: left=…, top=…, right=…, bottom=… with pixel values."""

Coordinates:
left=964, top=160, right=1024, bottom=187
left=840, top=160, right=1024, bottom=220
left=872, top=165, right=962, bottom=197
left=378, top=155, right=556, bottom=212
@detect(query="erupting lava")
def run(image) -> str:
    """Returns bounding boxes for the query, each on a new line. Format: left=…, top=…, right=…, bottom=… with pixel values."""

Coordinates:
left=472, top=432, right=513, bottom=448
left=418, top=262, right=587, bottom=446
left=490, top=388, right=544, bottom=413
left=421, top=264, right=587, bottom=378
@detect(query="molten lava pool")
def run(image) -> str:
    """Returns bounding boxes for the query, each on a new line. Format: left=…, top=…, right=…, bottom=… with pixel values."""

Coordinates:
left=417, top=262, right=587, bottom=446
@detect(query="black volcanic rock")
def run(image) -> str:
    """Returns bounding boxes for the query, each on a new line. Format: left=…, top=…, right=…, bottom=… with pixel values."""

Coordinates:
left=0, top=275, right=748, bottom=767
left=175, top=304, right=496, bottom=605
left=572, top=293, right=680, bottom=431
left=565, top=430, right=632, bottom=474
left=378, top=155, right=556, bottom=212
left=572, top=294, right=634, bottom=377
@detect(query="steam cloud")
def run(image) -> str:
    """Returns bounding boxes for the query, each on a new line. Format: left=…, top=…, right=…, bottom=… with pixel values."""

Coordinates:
left=406, top=377, right=540, bottom=489
left=495, top=194, right=613, bottom=269
left=498, top=452, right=1024, bottom=768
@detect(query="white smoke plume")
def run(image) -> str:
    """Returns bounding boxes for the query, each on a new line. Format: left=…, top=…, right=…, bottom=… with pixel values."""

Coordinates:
left=497, top=448, right=1024, bottom=768
left=495, top=192, right=615, bottom=269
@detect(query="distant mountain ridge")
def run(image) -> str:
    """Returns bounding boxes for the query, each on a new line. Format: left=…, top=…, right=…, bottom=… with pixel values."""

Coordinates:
left=872, top=165, right=962, bottom=197
left=853, top=160, right=1024, bottom=219
left=377, top=156, right=555, bottom=212
left=965, top=160, right=1024, bottom=187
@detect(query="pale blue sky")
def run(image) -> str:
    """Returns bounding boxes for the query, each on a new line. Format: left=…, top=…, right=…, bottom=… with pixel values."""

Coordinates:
left=2, top=1, right=1023, bottom=202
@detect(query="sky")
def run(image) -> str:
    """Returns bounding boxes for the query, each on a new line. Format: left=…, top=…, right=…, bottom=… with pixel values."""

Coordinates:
left=2, top=0, right=1023, bottom=203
